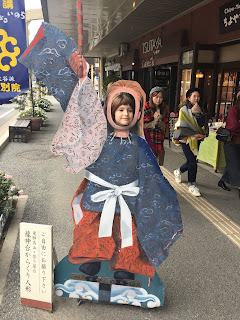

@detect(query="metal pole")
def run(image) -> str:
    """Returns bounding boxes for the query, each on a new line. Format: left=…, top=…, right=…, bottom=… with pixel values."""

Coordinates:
left=77, top=0, right=83, bottom=77
left=26, top=20, right=34, bottom=116
left=99, top=57, right=104, bottom=100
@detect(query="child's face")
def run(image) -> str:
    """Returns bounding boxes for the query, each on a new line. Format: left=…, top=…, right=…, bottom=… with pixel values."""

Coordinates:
left=114, top=104, right=134, bottom=126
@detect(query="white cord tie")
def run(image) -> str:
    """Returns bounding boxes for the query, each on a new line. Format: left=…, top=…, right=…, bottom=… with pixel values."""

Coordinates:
left=84, top=170, right=139, bottom=248
left=110, top=132, right=116, bottom=142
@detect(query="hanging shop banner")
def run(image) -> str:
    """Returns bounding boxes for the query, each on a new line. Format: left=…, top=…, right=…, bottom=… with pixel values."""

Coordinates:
left=0, top=0, right=29, bottom=105
left=219, top=0, right=240, bottom=34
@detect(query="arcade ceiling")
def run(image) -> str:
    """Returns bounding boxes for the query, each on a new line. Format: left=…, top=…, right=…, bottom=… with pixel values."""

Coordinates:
left=40, top=0, right=212, bottom=58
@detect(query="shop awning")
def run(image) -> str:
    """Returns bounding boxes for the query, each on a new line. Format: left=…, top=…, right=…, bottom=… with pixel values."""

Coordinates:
left=154, top=31, right=185, bottom=65
left=121, top=50, right=139, bottom=71
left=40, top=0, right=208, bottom=58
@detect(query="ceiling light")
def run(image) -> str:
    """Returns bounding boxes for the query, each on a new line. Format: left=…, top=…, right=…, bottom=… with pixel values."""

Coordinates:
left=196, top=72, right=204, bottom=78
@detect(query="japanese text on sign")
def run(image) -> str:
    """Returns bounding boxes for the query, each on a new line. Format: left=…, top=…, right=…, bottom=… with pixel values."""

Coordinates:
left=219, top=0, right=240, bottom=33
left=0, top=11, right=25, bottom=24
left=0, top=82, right=21, bottom=92
left=1, top=0, right=25, bottom=24
left=0, top=0, right=29, bottom=104
left=20, top=223, right=53, bottom=306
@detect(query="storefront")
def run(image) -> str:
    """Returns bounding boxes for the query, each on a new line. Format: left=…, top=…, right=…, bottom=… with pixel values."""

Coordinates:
left=177, top=42, right=240, bottom=118
left=120, top=31, right=185, bottom=112
left=177, top=43, right=218, bottom=116
left=104, top=58, right=121, bottom=78
left=120, top=0, right=240, bottom=118
left=215, top=43, right=240, bottom=118
left=175, top=0, right=240, bottom=118
left=121, top=48, right=139, bottom=81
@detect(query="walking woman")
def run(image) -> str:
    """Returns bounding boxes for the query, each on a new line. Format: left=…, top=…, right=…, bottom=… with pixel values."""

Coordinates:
left=173, top=88, right=208, bottom=197
left=218, top=92, right=240, bottom=197
left=144, top=87, right=168, bottom=166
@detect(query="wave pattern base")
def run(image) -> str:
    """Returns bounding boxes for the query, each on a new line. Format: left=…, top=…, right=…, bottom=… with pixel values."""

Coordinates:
left=54, top=256, right=165, bottom=308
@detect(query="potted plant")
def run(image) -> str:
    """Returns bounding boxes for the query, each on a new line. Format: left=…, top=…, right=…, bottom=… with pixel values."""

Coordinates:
left=13, top=91, right=49, bottom=131
left=0, top=170, right=23, bottom=240
left=11, top=93, right=28, bottom=110
left=18, top=107, right=47, bottom=130
left=35, top=81, right=50, bottom=98
left=11, top=69, right=53, bottom=131
left=35, top=97, right=53, bottom=112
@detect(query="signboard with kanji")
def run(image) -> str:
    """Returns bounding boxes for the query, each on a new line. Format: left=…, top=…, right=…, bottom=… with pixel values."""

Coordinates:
left=219, top=0, right=240, bottom=34
left=20, top=222, right=53, bottom=311
left=0, top=0, right=29, bottom=104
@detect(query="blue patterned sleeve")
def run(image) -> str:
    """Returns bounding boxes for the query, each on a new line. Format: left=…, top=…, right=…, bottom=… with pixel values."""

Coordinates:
left=135, top=137, right=183, bottom=269
left=19, top=22, right=78, bottom=112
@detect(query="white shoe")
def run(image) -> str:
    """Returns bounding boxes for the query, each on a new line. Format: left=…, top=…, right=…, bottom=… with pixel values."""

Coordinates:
left=188, top=185, right=201, bottom=197
left=174, top=169, right=181, bottom=183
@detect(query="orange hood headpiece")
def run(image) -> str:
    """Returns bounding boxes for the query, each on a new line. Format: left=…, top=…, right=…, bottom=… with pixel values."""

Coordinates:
left=106, top=80, right=146, bottom=133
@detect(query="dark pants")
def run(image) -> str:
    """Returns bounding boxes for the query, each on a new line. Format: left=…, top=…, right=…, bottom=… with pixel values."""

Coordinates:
left=221, top=143, right=240, bottom=187
left=180, top=143, right=197, bottom=183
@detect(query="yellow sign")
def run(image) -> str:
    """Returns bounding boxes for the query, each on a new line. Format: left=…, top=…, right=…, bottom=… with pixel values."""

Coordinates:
left=0, top=29, right=20, bottom=71
left=2, top=0, right=13, bottom=9
left=0, top=82, right=21, bottom=92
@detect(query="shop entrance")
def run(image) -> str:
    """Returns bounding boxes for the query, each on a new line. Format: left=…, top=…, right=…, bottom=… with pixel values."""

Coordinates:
left=195, top=69, right=214, bottom=116
left=154, top=64, right=178, bottom=113
left=215, top=70, right=240, bottom=119
left=178, top=68, right=215, bottom=117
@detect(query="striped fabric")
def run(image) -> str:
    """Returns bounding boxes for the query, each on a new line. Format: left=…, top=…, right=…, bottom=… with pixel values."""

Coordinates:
left=144, top=103, right=167, bottom=156
left=173, top=105, right=205, bottom=155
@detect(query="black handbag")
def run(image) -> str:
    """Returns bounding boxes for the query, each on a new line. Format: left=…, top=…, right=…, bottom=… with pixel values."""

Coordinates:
left=216, top=126, right=231, bottom=143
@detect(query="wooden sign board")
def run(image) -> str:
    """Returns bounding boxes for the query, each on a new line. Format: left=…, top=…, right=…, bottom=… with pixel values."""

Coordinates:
left=20, top=222, right=53, bottom=311
left=219, top=0, right=240, bottom=34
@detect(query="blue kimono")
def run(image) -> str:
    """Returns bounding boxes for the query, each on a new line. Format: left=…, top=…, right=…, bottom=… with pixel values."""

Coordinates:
left=19, top=21, right=182, bottom=272
left=82, top=133, right=182, bottom=269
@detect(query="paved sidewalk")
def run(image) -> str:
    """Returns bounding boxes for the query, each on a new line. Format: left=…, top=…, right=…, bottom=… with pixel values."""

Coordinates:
left=0, top=104, right=20, bottom=153
left=0, top=96, right=239, bottom=320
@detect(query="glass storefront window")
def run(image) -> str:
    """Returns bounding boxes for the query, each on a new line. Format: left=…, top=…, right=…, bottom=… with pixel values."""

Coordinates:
left=217, top=73, right=221, bottom=86
left=215, top=72, right=239, bottom=117
left=182, top=51, right=193, bottom=65
left=195, top=69, right=204, bottom=88
left=155, top=68, right=170, bottom=89
left=180, top=69, right=192, bottom=102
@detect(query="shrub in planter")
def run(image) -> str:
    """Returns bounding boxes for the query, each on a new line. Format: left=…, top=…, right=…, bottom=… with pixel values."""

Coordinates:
left=11, top=93, right=28, bottom=110
left=35, top=81, right=50, bottom=97
left=18, top=107, right=48, bottom=121
left=35, top=97, right=53, bottom=112
left=0, top=170, right=23, bottom=203
left=13, top=92, right=51, bottom=118
left=18, top=107, right=48, bottom=131
left=0, top=170, right=23, bottom=239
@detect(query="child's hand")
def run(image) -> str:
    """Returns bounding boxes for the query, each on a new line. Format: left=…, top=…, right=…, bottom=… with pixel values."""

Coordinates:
left=69, top=49, right=88, bottom=83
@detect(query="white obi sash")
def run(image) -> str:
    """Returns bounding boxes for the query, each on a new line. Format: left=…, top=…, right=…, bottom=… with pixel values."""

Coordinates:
left=72, top=170, right=139, bottom=248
